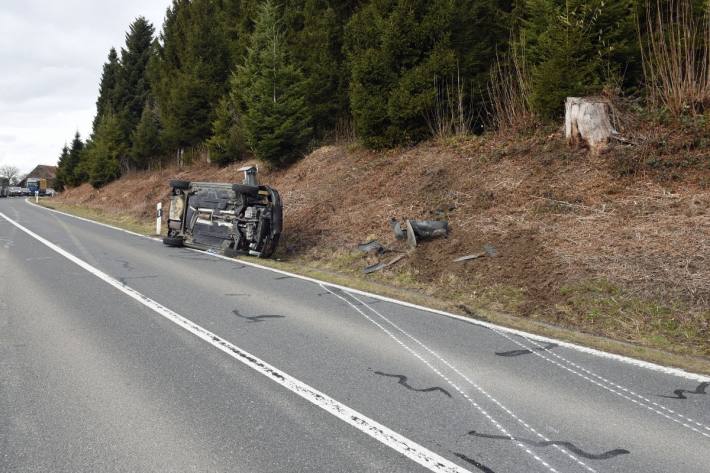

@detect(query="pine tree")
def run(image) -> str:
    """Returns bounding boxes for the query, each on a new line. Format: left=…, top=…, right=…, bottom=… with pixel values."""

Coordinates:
left=87, top=112, right=126, bottom=188
left=207, top=95, right=246, bottom=166
left=520, top=0, right=636, bottom=118
left=153, top=0, right=233, bottom=150
left=58, top=132, right=85, bottom=187
left=115, top=17, right=156, bottom=144
left=131, top=100, right=163, bottom=168
left=92, top=48, right=121, bottom=134
left=233, top=0, right=313, bottom=166
left=283, top=0, right=348, bottom=138
left=55, top=144, right=71, bottom=191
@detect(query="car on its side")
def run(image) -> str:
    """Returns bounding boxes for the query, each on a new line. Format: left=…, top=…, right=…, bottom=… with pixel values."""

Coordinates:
left=163, top=166, right=282, bottom=258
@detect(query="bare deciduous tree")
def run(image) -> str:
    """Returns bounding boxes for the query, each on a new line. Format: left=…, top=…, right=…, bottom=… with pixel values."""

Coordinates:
left=0, top=165, right=20, bottom=185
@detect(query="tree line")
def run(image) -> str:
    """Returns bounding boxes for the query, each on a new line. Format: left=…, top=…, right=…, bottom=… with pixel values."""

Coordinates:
left=56, top=0, right=710, bottom=189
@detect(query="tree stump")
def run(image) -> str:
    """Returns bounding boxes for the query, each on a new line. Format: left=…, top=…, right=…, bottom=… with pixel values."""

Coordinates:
left=565, top=97, right=615, bottom=153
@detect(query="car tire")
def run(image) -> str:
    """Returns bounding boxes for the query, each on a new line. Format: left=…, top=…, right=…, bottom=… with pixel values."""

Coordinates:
left=162, top=236, right=184, bottom=247
left=170, top=180, right=191, bottom=190
left=232, top=183, right=259, bottom=196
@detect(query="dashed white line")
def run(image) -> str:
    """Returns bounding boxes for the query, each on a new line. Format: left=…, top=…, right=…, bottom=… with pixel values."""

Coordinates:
left=324, top=285, right=584, bottom=473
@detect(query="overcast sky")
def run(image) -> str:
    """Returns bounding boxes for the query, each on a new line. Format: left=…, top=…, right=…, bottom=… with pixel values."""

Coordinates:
left=0, top=1, right=170, bottom=174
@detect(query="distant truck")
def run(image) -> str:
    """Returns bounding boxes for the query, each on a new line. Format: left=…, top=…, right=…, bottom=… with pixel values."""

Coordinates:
left=0, top=177, right=8, bottom=197
left=26, top=178, right=47, bottom=196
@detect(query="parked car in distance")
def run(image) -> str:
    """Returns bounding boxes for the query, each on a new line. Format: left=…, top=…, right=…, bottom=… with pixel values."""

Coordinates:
left=21, top=188, right=30, bottom=196
left=8, top=187, right=22, bottom=197
left=45, top=188, right=56, bottom=197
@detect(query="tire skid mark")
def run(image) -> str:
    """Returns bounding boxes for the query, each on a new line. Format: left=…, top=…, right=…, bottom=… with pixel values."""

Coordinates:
left=373, top=370, right=453, bottom=398
left=496, top=343, right=558, bottom=357
left=489, top=330, right=710, bottom=437
left=468, top=431, right=630, bottom=460
left=659, top=382, right=709, bottom=400
left=340, top=288, right=602, bottom=473
left=232, top=308, right=285, bottom=323
left=453, top=453, right=497, bottom=473
left=324, top=285, right=587, bottom=473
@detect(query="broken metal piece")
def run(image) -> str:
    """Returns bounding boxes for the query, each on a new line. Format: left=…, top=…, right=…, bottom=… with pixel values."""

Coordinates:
left=390, top=218, right=449, bottom=248
left=453, top=253, right=485, bottom=262
left=364, top=262, right=386, bottom=274
left=453, top=243, right=498, bottom=263
left=389, top=218, right=406, bottom=240
left=363, top=253, right=407, bottom=274
left=357, top=240, right=386, bottom=255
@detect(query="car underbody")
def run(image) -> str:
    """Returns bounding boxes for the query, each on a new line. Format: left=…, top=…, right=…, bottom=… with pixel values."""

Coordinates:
left=163, top=167, right=282, bottom=258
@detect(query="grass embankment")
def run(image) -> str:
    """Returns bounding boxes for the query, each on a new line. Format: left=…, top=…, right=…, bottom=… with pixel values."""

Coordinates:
left=44, top=130, right=710, bottom=374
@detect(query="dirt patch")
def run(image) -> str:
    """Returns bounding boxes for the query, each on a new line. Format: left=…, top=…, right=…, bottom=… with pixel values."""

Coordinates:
left=54, top=131, right=710, bottom=358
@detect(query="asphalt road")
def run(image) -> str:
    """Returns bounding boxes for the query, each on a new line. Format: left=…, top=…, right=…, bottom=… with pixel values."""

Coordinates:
left=1, top=197, right=708, bottom=473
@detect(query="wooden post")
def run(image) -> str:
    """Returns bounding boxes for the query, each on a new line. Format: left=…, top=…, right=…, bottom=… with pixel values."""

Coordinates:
left=565, top=97, right=616, bottom=153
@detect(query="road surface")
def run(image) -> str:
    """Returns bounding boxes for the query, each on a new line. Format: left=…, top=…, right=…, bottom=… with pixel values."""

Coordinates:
left=1, top=198, right=708, bottom=472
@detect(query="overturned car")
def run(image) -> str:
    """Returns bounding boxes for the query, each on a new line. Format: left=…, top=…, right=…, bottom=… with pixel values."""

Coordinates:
left=163, top=166, right=282, bottom=258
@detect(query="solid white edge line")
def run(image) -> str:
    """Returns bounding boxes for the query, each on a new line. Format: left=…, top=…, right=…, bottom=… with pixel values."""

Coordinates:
left=24, top=199, right=710, bottom=382
left=1, top=210, right=472, bottom=473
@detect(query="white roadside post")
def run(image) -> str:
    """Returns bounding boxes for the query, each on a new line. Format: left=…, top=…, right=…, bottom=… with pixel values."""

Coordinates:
left=35, top=191, right=39, bottom=203
left=156, top=202, right=162, bottom=236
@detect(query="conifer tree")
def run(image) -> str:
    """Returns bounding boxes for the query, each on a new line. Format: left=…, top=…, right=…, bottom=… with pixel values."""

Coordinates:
left=520, top=0, right=636, bottom=118
left=58, top=132, right=85, bottom=187
left=93, top=48, right=121, bottom=135
left=154, top=0, right=233, bottom=150
left=87, top=112, right=126, bottom=188
left=55, top=144, right=71, bottom=191
left=233, top=0, right=312, bottom=166
left=207, top=95, right=246, bottom=166
left=131, top=101, right=163, bottom=168
left=115, top=17, right=156, bottom=143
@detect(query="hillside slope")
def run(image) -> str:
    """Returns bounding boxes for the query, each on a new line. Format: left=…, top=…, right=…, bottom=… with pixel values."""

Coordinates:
left=55, top=132, right=710, bottom=360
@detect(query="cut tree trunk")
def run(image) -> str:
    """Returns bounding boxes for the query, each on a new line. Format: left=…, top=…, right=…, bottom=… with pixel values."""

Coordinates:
left=565, top=97, right=616, bottom=153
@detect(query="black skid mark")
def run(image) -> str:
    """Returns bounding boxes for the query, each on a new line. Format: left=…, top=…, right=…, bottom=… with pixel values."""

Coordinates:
left=453, top=452, right=496, bottom=473
left=274, top=275, right=294, bottom=280
left=232, top=309, right=285, bottom=323
left=468, top=431, right=629, bottom=460
left=118, top=275, right=159, bottom=286
left=225, top=293, right=250, bottom=297
left=495, top=342, right=558, bottom=357
left=115, top=258, right=135, bottom=271
left=659, top=382, right=709, bottom=400
left=373, top=370, right=452, bottom=398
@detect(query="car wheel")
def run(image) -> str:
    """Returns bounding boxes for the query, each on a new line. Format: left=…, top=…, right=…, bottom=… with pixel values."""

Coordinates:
left=162, top=236, right=184, bottom=247
left=232, top=183, right=259, bottom=196
left=169, top=180, right=191, bottom=190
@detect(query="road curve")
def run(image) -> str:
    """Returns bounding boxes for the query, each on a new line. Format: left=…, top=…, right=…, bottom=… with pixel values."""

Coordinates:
left=0, top=198, right=708, bottom=473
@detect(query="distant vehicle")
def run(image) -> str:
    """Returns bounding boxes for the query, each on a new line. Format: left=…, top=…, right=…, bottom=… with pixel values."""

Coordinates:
left=45, top=188, right=56, bottom=197
left=26, top=177, right=47, bottom=196
left=163, top=166, right=282, bottom=258
left=21, top=188, right=30, bottom=196
left=0, top=177, right=8, bottom=197
left=8, top=187, right=22, bottom=197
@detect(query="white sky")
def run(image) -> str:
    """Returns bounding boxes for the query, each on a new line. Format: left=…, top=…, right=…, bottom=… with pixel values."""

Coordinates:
left=0, top=1, right=170, bottom=174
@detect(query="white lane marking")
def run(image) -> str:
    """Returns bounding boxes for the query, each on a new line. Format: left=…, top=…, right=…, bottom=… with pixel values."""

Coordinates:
left=25, top=199, right=710, bottom=383
left=509, top=335, right=710, bottom=432
left=323, top=285, right=568, bottom=473
left=344, top=292, right=603, bottom=473
left=490, top=329, right=710, bottom=439
left=0, top=211, right=472, bottom=473
left=333, top=287, right=601, bottom=473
